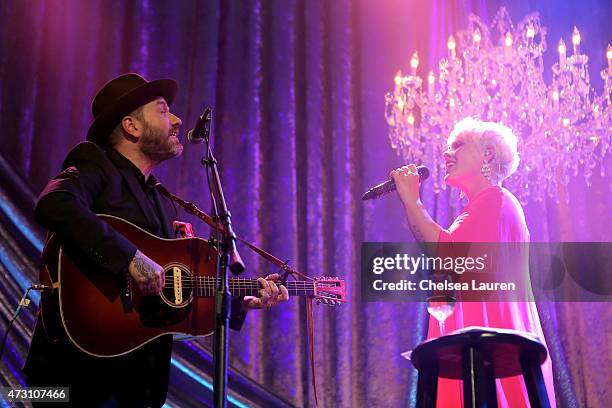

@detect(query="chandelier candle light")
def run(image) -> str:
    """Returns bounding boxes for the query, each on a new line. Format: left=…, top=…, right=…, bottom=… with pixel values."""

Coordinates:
left=385, top=8, right=611, bottom=203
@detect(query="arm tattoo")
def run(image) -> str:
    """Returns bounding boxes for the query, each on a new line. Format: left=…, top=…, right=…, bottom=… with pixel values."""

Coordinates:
left=409, top=222, right=425, bottom=243
left=131, top=252, right=159, bottom=294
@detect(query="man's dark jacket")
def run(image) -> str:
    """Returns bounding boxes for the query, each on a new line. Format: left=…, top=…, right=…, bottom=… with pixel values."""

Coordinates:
left=24, top=142, right=245, bottom=407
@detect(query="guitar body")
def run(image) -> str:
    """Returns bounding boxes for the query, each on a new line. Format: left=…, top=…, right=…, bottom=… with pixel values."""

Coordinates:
left=48, top=215, right=217, bottom=357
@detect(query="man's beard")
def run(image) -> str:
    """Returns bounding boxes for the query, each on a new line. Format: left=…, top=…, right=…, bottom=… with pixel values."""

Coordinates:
left=139, top=121, right=183, bottom=163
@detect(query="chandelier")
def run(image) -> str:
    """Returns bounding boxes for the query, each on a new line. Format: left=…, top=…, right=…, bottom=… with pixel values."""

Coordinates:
left=384, top=8, right=611, bottom=203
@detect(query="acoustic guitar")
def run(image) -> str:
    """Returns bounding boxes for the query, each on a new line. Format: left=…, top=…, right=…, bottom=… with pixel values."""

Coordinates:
left=39, top=215, right=346, bottom=357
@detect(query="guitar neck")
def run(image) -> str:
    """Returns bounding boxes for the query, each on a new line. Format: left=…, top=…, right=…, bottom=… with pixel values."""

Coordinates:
left=188, top=277, right=316, bottom=298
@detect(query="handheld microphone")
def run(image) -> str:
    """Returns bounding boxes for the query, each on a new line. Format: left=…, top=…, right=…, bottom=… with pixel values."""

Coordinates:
left=361, top=165, right=430, bottom=200
left=187, top=107, right=213, bottom=144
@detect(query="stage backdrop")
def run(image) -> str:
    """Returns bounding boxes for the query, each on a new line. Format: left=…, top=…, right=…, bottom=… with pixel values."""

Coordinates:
left=1, top=0, right=610, bottom=406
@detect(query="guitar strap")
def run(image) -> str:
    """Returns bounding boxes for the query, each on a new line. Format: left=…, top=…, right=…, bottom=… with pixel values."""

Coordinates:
left=155, top=183, right=320, bottom=406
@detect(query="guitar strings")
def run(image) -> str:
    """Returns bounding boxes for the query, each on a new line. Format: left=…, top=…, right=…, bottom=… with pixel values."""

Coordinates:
left=161, top=278, right=324, bottom=285
left=159, top=283, right=317, bottom=294
left=156, top=278, right=330, bottom=296
left=159, top=281, right=318, bottom=290
left=161, top=281, right=316, bottom=285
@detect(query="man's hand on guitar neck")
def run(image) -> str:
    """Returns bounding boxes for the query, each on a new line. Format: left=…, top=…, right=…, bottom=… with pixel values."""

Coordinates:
left=242, top=273, right=289, bottom=310
left=128, top=250, right=164, bottom=295
left=173, top=221, right=194, bottom=238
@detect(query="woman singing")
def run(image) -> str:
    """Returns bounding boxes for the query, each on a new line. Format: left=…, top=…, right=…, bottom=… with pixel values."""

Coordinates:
left=391, top=118, right=556, bottom=407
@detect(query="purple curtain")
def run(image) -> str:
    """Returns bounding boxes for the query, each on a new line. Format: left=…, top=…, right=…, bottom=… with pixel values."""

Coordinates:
left=1, top=0, right=610, bottom=406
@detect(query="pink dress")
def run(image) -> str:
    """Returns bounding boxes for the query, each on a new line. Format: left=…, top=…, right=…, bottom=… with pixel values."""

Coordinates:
left=431, top=186, right=556, bottom=407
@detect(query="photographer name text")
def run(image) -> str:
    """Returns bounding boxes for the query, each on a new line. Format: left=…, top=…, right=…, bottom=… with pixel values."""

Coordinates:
left=372, top=279, right=516, bottom=292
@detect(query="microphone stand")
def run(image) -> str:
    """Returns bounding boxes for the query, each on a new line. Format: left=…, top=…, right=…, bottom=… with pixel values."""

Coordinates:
left=198, top=110, right=236, bottom=408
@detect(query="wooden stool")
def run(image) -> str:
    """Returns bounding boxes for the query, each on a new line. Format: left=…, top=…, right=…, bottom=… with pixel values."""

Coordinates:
left=409, top=327, right=551, bottom=408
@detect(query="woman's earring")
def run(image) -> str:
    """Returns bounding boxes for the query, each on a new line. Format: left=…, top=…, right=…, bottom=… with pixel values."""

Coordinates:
left=481, top=161, right=492, bottom=180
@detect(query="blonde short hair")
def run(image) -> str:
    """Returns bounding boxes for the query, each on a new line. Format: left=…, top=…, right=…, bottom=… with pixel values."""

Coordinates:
left=448, top=117, right=520, bottom=182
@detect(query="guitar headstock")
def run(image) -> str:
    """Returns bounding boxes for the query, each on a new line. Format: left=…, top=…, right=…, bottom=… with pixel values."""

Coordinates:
left=313, top=277, right=346, bottom=306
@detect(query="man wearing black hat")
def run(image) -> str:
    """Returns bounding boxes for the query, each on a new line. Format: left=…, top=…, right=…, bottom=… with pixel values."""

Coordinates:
left=23, top=73, right=288, bottom=407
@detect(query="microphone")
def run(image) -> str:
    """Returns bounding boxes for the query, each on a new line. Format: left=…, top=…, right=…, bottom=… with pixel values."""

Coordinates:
left=187, top=107, right=213, bottom=144
left=361, top=165, right=430, bottom=200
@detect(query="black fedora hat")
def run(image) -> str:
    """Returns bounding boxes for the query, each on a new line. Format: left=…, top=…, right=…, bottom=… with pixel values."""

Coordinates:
left=87, top=73, right=177, bottom=145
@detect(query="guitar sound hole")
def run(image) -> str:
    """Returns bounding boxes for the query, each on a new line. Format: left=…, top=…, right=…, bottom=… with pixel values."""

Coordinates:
left=160, top=263, right=193, bottom=308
